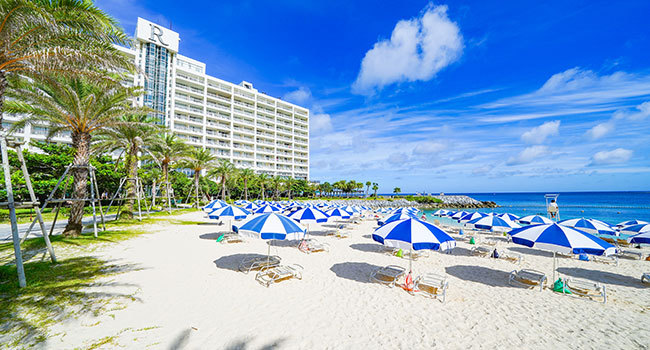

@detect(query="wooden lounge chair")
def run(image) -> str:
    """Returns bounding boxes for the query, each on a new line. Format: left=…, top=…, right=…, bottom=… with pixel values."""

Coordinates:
left=562, top=277, right=607, bottom=303
left=298, top=239, right=329, bottom=254
left=255, top=264, right=303, bottom=287
left=414, top=273, right=449, bottom=303
left=642, top=273, right=650, bottom=284
left=616, top=239, right=631, bottom=248
left=508, top=269, right=547, bottom=292
left=601, top=237, right=616, bottom=245
left=370, top=265, right=406, bottom=287
left=238, top=255, right=281, bottom=274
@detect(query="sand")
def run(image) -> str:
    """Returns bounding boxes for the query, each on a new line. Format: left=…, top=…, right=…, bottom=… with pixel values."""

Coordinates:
left=40, top=211, right=650, bottom=349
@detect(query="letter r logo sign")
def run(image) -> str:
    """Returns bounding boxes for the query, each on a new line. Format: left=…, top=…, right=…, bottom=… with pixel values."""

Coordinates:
left=149, top=24, right=168, bottom=46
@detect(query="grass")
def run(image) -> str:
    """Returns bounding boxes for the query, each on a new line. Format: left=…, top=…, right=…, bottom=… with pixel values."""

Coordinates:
left=0, top=256, right=142, bottom=348
left=97, top=208, right=198, bottom=228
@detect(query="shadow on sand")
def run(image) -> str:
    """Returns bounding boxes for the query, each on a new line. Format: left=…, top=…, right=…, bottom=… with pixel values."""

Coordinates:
left=214, top=253, right=269, bottom=272
left=222, top=336, right=288, bottom=350
left=330, top=262, right=381, bottom=284
left=556, top=267, right=646, bottom=289
left=445, top=265, right=510, bottom=287
left=507, top=246, right=554, bottom=258
left=349, top=243, right=383, bottom=254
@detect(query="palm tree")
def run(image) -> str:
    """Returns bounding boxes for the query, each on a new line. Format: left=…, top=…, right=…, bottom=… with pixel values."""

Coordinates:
left=365, top=181, right=371, bottom=197
left=372, top=183, right=379, bottom=198
left=393, top=187, right=401, bottom=196
left=0, top=0, right=133, bottom=128
left=148, top=133, right=191, bottom=207
left=284, top=177, right=296, bottom=200
left=238, top=168, right=255, bottom=201
left=6, top=78, right=145, bottom=236
left=270, top=176, right=283, bottom=200
left=179, top=148, right=216, bottom=208
left=257, top=173, right=269, bottom=201
left=93, top=114, right=160, bottom=219
left=209, top=159, right=235, bottom=201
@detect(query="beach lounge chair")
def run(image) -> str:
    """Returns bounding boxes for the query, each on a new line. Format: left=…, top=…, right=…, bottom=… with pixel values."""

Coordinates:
left=498, top=250, right=523, bottom=265
left=617, top=249, right=644, bottom=260
left=255, top=264, right=303, bottom=287
left=562, top=277, right=607, bottom=303
left=471, top=246, right=492, bottom=257
left=642, top=273, right=650, bottom=284
left=414, top=273, right=449, bottom=303
left=218, top=233, right=244, bottom=244
left=335, top=229, right=350, bottom=239
left=370, top=265, right=406, bottom=287
left=298, top=239, right=329, bottom=254
left=616, top=239, right=631, bottom=248
left=384, top=247, right=429, bottom=260
left=508, top=269, right=547, bottom=292
left=238, top=255, right=281, bottom=274
left=591, top=255, right=618, bottom=266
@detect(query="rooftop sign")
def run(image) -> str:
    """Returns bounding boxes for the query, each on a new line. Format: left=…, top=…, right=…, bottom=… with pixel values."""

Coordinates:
left=136, top=17, right=180, bottom=53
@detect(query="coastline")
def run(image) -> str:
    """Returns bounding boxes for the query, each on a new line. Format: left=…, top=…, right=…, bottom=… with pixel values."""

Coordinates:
left=308, top=195, right=498, bottom=209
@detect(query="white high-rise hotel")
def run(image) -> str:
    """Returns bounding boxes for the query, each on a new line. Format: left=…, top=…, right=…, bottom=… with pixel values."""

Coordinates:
left=11, top=17, right=310, bottom=180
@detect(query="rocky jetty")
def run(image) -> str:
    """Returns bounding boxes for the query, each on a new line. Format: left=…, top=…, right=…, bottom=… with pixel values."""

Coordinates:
left=307, top=195, right=497, bottom=209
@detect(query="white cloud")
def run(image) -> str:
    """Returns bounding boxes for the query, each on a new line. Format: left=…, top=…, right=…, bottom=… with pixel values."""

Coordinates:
left=613, top=101, right=650, bottom=121
left=310, top=113, right=333, bottom=135
left=283, top=87, right=312, bottom=105
left=586, top=121, right=615, bottom=140
left=507, top=146, right=550, bottom=165
left=521, top=120, right=560, bottom=144
left=412, top=141, right=447, bottom=154
left=352, top=3, right=463, bottom=94
left=591, top=148, right=633, bottom=165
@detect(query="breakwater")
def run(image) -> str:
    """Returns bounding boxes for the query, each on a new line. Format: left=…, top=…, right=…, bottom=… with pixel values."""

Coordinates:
left=308, top=195, right=497, bottom=209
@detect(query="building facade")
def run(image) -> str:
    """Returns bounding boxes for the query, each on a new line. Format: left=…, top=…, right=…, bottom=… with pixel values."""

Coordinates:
left=8, top=17, right=309, bottom=180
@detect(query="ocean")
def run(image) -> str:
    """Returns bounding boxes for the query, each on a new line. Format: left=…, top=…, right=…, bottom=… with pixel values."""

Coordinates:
left=389, top=191, right=650, bottom=225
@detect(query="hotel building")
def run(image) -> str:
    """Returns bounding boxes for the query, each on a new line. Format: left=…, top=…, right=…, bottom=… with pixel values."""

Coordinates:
left=7, top=17, right=309, bottom=180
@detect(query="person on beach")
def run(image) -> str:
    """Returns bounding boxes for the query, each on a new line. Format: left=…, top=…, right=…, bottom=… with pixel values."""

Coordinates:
left=548, top=199, right=558, bottom=219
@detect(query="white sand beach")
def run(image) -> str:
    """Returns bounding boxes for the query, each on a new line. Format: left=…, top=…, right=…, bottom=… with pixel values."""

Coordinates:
left=37, top=211, right=650, bottom=349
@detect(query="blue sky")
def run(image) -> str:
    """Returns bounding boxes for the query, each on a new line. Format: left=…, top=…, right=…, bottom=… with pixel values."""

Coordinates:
left=97, top=0, right=650, bottom=193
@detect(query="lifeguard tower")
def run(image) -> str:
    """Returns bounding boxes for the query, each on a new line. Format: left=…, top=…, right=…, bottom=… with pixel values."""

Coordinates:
left=545, top=194, right=560, bottom=222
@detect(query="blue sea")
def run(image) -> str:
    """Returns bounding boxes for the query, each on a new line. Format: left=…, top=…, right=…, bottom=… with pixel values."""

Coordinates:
left=388, top=191, right=650, bottom=226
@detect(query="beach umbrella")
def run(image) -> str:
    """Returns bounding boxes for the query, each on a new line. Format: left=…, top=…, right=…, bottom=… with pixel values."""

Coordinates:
left=617, top=220, right=648, bottom=228
left=519, top=215, right=554, bottom=225
left=237, top=213, right=305, bottom=264
left=498, top=213, right=520, bottom=221
left=234, top=200, right=249, bottom=205
left=254, top=204, right=282, bottom=214
left=467, top=215, right=520, bottom=232
left=203, top=199, right=226, bottom=212
left=450, top=211, right=470, bottom=220
left=380, top=212, right=417, bottom=226
left=558, top=218, right=617, bottom=235
left=326, top=208, right=352, bottom=219
left=432, top=209, right=448, bottom=217
left=242, top=203, right=259, bottom=211
left=208, top=205, right=250, bottom=220
left=458, top=212, right=487, bottom=223
left=509, top=223, right=616, bottom=280
left=289, top=207, right=329, bottom=224
left=627, top=230, right=650, bottom=244
left=620, top=223, right=650, bottom=236
left=372, top=218, right=456, bottom=281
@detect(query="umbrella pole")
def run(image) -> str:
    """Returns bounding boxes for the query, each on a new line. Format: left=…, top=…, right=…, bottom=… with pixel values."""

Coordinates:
left=553, top=251, right=556, bottom=282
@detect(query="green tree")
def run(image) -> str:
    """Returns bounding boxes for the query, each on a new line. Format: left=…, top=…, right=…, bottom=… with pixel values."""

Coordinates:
left=270, top=176, right=283, bottom=200
left=393, top=187, right=401, bottom=195
left=372, top=183, right=379, bottom=198
left=179, top=148, right=215, bottom=208
left=257, top=173, right=269, bottom=201
left=93, top=114, right=159, bottom=219
left=238, top=168, right=255, bottom=201
left=0, top=0, right=133, bottom=128
left=365, top=181, right=371, bottom=197
left=148, top=133, right=191, bottom=206
left=209, top=159, right=235, bottom=201
left=7, top=79, right=144, bottom=236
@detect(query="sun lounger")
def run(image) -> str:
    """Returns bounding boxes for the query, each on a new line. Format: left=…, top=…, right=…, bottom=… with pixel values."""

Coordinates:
left=591, top=255, right=618, bottom=266
left=219, top=233, right=244, bottom=244
left=616, top=239, right=631, bottom=248
left=617, top=249, right=645, bottom=260
left=557, top=252, right=575, bottom=259
left=414, top=273, right=449, bottom=303
left=642, top=273, right=650, bottom=284
left=562, top=277, right=607, bottom=303
left=601, top=237, right=616, bottom=244
left=498, top=250, right=523, bottom=265
left=335, top=230, right=350, bottom=239
left=384, top=247, right=429, bottom=260
left=298, top=239, right=329, bottom=254
left=370, top=265, right=406, bottom=287
left=508, top=269, right=547, bottom=291
left=255, top=264, right=303, bottom=287
left=238, top=255, right=281, bottom=274
left=471, top=246, right=492, bottom=257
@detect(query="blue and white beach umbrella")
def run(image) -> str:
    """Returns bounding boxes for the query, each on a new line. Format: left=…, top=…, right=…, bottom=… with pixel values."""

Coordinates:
left=627, top=230, right=650, bottom=244
left=467, top=215, right=520, bottom=232
left=617, top=220, right=649, bottom=228
left=289, top=207, right=329, bottom=224
left=519, top=215, right=554, bottom=225
left=326, top=208, right=352, bottom=219
left=558, top=218, right=617, bottom=235
left=372, top=218, right=456, bottom=272
left=237, top=213, right=305, bottom=241
left=509, top=223, right=616, bottom=280
left=450, top=211, right=470, bottom=220
left=498, top=213, right=520, bottom=221
left=203, top=199, right=226, bottom=212
left=208, top=205, right=250, bottom=220
left=379, top=212, right=418, bottom=226
left=458, top=212, right=487, bottom=223
left=242, top=203, right=259, bottom=211
left=432, top=209, right=448, bottom=217
left=620, top=223, right=650, bottom=236
left=254, top=204, right=282, bottom=214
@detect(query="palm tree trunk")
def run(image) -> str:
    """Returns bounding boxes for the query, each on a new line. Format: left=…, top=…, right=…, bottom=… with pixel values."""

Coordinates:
left=221, top=177, right=227, bottom=200
left=151, top=178, right=157, bottom=207
left=0, top=71, right=6, bottom=127
left=121, top=149, right=137, bottom=220
left=261, top=184, right=265, bottom=201
left=63, top=132, right=91, bottom=236
left=244, top=179, right=248, bottom=201
left=194, top=172, right=200, bottom=208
